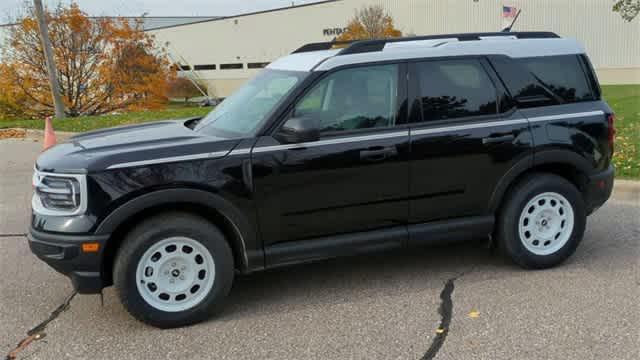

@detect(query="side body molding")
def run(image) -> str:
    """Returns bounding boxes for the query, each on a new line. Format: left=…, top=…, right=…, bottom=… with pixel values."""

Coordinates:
left=94, top=188, right=262, bottom=273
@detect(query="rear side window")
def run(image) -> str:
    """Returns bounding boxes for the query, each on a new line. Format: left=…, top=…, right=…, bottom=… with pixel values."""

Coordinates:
left=414, top=59, right=497, bottom=122
left=518, top=55, right=595, bottom=103
left=490, top=55, right=597, bottom=108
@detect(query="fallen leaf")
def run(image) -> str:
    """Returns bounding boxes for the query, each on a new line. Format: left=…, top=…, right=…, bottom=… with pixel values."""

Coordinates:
left=468, top=309, right=480, bottom=318
left=435, top=327, right=445, bottom=334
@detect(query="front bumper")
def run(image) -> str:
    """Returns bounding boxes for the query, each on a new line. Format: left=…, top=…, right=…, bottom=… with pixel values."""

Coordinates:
left=584, top=164, right=615, bottom=214
left=28, top=228, right=110, bottom=294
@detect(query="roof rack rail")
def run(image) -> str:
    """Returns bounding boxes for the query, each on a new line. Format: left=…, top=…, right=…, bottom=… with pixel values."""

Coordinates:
left=336, top=31, right=560, bottom=55
left=292, top=40, right=354, bottom=54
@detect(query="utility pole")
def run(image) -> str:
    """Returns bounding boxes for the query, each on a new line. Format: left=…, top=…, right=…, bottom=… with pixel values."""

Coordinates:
left=33, top=0, right=65, bottom=118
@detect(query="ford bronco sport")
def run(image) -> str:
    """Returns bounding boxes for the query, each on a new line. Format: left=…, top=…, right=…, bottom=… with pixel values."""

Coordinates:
left=29, top=32, right=614, bottom=327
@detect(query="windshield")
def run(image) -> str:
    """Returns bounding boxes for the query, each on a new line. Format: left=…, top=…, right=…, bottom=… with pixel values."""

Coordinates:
left=195, top=69, right=307, bottom=137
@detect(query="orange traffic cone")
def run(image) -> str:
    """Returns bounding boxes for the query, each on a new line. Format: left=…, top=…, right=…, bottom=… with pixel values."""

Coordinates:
left=43, top=116, right=57, bottom=150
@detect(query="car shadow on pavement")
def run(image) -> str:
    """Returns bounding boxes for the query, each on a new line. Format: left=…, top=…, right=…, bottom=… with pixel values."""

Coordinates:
left=218, top=239, right=512, bottom=321
left=215, top=200, right=639, bottom=324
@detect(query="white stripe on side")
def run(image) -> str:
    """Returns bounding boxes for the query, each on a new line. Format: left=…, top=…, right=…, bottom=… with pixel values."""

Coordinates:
left=107, top=151, right=230, bottom=170
left=251, top=111, right=603, bottom=153
left=228, top=148, right=252, bottom=156
left=106, top=111, right=605, bottom=167
left=526, top=110, right=604, bottom=123
left=252, top=130, right=409, bottom=153
left=411, top=118, right=528, bottom=136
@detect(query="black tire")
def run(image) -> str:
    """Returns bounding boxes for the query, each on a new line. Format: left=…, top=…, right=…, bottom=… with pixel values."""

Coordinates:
left=496, top=173, right=586, bottom=269
left=113, top=212, right=234, bottom=328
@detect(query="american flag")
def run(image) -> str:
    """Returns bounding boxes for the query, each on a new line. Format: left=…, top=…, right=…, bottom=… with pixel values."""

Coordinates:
left=503, top=6, right=518, bottom=18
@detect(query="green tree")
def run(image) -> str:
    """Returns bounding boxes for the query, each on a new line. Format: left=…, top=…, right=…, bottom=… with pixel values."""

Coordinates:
left=613, top=0, right=640, bottom=21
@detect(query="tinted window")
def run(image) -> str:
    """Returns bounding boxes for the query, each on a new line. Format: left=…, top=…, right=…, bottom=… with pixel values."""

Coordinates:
left=490, top=55, right=596, bottom=108
left=579, top=54, right=601, bottom=99
left=293, top=64, right=399, bottom=133
left=519, top=55, right=595, bottom=103
left=415, top=60, right=497, bottom=122
left=489, top=56, right=553, bottom=108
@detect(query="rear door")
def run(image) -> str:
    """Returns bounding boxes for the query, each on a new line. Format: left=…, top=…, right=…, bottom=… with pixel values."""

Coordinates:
left=489, top=54, right=611, bottom=171
left=252, top=63, right=410, bottom=252
left=407, top=57, right=533, bottom=236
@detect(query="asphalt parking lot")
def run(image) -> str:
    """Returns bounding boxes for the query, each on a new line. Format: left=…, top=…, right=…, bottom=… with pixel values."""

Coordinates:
left=1, top=139, right=639, bottom=360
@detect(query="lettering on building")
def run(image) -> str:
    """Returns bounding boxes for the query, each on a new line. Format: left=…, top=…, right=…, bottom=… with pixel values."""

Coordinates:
left=323, top=27, right=349, bottom=36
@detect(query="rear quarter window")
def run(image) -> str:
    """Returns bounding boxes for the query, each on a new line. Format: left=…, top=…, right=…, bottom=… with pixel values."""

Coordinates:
left=519, top=55, right=596, bottom=103
left=490, top=55, right=597, bottom=108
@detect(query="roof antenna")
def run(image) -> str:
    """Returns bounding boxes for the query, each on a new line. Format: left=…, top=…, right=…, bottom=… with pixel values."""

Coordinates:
left=502, top=9, right=522, bottom=32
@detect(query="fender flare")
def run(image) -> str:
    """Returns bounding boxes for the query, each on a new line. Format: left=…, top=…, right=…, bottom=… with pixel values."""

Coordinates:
left=488, top=149, right=593, bottom=212
left=95, top=188, right=261, bottom=272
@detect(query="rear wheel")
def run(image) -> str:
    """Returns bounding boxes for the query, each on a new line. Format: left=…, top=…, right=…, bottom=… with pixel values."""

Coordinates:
left=497, top=174, right=586, bottom=269
left=114, top=212, right=234, bottom=328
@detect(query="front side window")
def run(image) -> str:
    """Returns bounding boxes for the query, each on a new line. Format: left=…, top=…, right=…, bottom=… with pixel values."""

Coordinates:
left=292, top=64, right=399, bottom=134
left=195, top=69, right=306, bottom=137
left=415, top=59, right=498, bottom=122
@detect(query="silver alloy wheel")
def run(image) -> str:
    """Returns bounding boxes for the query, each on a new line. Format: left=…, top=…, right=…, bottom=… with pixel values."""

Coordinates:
left=135, top=236, right=215, bottom=312
left=518, top=192, right=575, bottom=256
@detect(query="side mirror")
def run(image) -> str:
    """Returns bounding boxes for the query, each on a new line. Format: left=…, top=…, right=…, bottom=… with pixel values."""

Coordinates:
left=276, top=116, right=320, bottom=144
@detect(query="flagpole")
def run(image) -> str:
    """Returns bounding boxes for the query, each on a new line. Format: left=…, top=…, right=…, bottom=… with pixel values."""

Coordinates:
left=502, top=9, right=522, bottom=32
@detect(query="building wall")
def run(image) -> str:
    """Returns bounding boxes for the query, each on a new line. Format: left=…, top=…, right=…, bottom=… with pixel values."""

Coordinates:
left=149, top=0, right=640, bottom=97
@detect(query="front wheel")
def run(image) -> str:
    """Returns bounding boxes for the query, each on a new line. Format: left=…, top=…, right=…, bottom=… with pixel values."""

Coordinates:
left=497, top=173, right=586, bottom=269
left=114, top=212, right=234, bottom=328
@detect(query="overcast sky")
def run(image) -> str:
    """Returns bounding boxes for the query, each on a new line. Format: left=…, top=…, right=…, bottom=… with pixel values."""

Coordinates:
left=1, top=0, right=323, bottom=20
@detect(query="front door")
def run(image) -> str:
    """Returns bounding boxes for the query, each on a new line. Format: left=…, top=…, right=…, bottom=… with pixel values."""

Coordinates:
left=252, top=63, right=410, bottom=251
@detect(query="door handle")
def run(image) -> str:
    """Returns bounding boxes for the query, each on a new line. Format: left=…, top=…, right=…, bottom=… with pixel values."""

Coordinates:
left=360, top=146, right=397, bottom=161
left=482, top=134, right=515, bottom=145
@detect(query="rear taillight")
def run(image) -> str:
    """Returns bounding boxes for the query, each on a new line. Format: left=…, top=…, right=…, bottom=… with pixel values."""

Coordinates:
left=607, top=113, right=616, bottom=153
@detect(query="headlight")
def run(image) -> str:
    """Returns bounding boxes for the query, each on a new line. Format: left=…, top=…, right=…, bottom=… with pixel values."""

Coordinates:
left=32, top=170, right=87, bottom=216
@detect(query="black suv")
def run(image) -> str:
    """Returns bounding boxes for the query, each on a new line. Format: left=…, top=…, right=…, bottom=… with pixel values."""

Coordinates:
left=29, top=32, right=615, bottom=328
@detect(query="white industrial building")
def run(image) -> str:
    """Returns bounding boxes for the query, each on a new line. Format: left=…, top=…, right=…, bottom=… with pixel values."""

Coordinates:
left=149, top=0, right=640, bottom=98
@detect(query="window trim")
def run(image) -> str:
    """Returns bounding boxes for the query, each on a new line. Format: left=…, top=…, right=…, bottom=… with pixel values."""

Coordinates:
left=576, top=54, right=600, bottom=100
left=267, top=61, right=409, bottom=140
left=481, top=57, right=516, bottom=114
left=409, top=57, right=500, bottom=125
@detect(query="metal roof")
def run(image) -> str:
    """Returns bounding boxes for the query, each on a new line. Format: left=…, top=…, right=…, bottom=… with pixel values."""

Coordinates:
left=125, top=17, right=221, bottom=31
left=145, top=0, right=342, bottom=31
left=0, top=17, right=220, bottom=31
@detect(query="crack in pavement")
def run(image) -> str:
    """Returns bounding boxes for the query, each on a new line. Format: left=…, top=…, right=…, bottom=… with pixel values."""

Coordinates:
left=5, top=291, right=76, bottom=360
left=0, top=234, right=27, bottom=238
left=421, top=269, right=473, bottom=360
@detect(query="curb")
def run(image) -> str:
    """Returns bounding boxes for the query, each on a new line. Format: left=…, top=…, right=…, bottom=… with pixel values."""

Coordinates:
left=612, top=180, right=640, bottom=203
left=25, top=129, right=76, bottom=142
left=0, top=128, right=76, bottom=142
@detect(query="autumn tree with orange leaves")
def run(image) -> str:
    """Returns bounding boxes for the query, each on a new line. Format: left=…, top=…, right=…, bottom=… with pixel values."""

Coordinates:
left=336, top=5, right=402, bottom=41
left=0, top=2, right=173, bottom=119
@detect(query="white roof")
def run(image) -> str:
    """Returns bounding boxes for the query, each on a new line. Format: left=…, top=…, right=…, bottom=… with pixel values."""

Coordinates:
left=268, top=37, right=586, bottom=72
left=267, top=49, right=341, bottom=72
